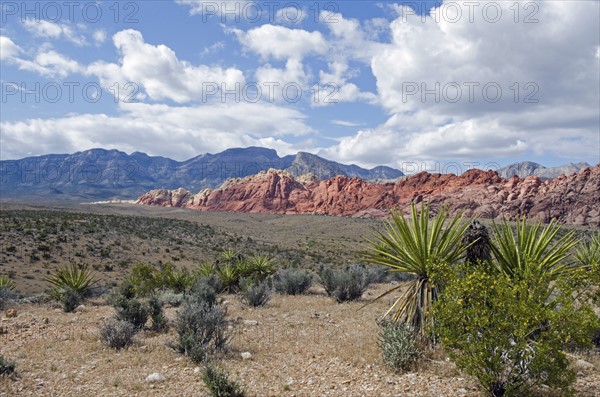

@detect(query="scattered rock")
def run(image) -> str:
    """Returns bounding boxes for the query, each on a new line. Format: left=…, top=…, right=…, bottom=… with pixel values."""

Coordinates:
left=146, top=373, right=166, bottom=383
left=74, top=305, right=86, bottom=313
left=194, top=367, right=201, bottom=375
left=241, top=352, right=252, bottom=360
left=243, top=320, right=259, bottom=326
left=5, top=308, right=17, bottom=318
left=574, top=359, right=595, bottom=371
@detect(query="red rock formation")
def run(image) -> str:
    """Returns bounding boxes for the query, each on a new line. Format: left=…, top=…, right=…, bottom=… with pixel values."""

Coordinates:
left=136, top=165, right=600, bottom=226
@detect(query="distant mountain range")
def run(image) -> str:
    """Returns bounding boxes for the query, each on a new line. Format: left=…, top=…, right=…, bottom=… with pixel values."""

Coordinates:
left=0, top=147, right=404, bottom=201
left=497, top=161, right=591, bottom=180
left=0, top=147, right=594, bottom=202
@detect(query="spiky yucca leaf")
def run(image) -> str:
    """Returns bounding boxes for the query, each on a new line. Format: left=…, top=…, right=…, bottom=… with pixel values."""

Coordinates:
left=0, top=275, right=15, bottom=291
left=363, top=203, right=470, bottom=341
left=490, top=218, right=578, bottom=281
left=44, top=264, right=97, bottom=299
left=573, top=232, right=600, bottom=268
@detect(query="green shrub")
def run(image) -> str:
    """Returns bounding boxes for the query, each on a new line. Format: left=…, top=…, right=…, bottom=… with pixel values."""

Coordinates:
left=202, top=361, right=245, bottom=397
left=241, top=254, right=276, bottom=283
left=158, top=264, right=194, bottom=293
left=0, top=354, right=16, bottom=376
left=127, top=263, right=160, bottom=297
left=273, top=268, right=312, bottom=295
left=114, top=297, right=149, bottom=330
left=434, top=263, right=598, bottom=397
left=318, top=264, right=371, bottom=302
left=149, top=296, right=168, bottom=331
left=173, top=299, right=230, bottom=362
left=100, top=319, right=136, bottom=349
left=216, top=263, right=240, bottom=293
left=240, top=279, right=271, bottom=307
left=378, top=321, right=420, bottom=371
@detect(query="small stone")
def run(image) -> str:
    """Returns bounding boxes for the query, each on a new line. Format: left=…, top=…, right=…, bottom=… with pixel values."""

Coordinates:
left=42, top=317, right=49, bottom=324
left=74, top=305, right=86, bottom=313
left=243, top=320, right=258, bottom=326
left=5, top=308, right=17, bottom=318
left=574, top=359, right=595, bottom=371
left=241, top=352, right=252, bottom=360
left=194, top=367, right=201, bottom=375
left=457, top=388, right=468, bottom=395
left=146, top=373, right=166, bottom=383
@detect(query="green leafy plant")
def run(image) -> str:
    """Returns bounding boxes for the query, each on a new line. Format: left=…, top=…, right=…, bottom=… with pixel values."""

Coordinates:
left=363, top=203, right=470, bottom=341
left=114, top=297, right=149, bottom=330
left=434, top=262, right=598, bottom=397
left=243, top=254, right=276, bottom=282
left=127, top=263, right=160, bottom=297
left=202, top=361, right=245, bottom=397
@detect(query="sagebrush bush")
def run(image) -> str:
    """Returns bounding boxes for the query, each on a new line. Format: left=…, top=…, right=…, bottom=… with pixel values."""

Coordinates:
left=203, top=361, right=245, bottom=397
left=60, top=287, right=82, bottom=313
left=240, top=279, right=271, bottom=307
left=188, top=277, right=218, bottom=306
left=149, top=296, right=168, bottom=331
left=378, top=321, right=420, bottom=371
left=273, top=268, right=312, bottom=295
left=0, top=354, right=16, bottom=376
left=174, top=299, right=230, bottom=362
left=100, top=319, right=136, bottom=349
left=114, top=296, right=149, bottom=330
left=319, top=264, right=371, bottom=302
left=159, top=289, right=184, bottom=307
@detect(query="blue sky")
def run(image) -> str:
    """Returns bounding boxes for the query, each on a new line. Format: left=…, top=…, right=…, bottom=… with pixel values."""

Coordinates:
left=1, top=0, right=598, bottom=174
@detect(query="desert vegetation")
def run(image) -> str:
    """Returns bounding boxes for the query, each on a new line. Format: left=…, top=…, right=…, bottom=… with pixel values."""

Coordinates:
left=1, top=204, right=599, bottom=396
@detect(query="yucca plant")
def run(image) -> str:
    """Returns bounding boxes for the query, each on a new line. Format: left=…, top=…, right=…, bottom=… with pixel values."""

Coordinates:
left=44, top=264, right=97, bottom=300
left=573, top=231, right=600, bottom=269
left=0, top=275, right=15, bottom=291
left=196, top=261, right=218, bottom=279
left=490, top=218, right=579, bottom=283
left=245, top=254, right=276, bottom=282
left=216, top=263, right=239, bottom=292
left=363, top=203, right=470, bottom=342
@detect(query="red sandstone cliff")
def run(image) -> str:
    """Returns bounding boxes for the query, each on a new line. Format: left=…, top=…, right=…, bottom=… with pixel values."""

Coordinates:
left=136, top=166, right=600, bottom=226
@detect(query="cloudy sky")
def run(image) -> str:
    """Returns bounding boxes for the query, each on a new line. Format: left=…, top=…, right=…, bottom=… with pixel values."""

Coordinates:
left=1, top=0, right=598, bottom=173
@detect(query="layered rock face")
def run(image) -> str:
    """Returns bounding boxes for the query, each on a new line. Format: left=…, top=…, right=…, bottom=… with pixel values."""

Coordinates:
left=136, top=165, right=600, bottom=226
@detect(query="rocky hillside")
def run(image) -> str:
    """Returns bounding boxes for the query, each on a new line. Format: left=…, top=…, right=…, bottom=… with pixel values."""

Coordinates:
left=137, top=165, right=600, bottom=226
left=0, top=148, right=403, bottom=201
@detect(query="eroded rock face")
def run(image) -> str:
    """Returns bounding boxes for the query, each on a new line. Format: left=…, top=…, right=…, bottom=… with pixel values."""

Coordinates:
left=136, top=165, right=600, bottom=226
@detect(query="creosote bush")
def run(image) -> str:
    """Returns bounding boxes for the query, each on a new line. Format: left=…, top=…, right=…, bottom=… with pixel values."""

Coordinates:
left=434, top=262, right=598, bottom=397
left=202, top=361, right=246, bottom=397
left=378, top=321, right=420, bottom=371
left=273, top=268, right=312, bottom=295
left=100, top=319, right=136, bottom=350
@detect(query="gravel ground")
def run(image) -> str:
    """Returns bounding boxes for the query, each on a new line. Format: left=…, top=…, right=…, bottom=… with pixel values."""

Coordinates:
left=1, top=284, right=599, bottom=397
